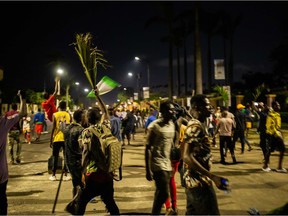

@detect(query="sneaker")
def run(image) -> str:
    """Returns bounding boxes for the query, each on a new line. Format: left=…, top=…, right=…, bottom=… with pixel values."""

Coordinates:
left=89, top=197, right=98, bottom=203
left=262, top=167, right=271, bottom=172
left=49, top=175, right=57, bottom=181
left=165, top=208, right=175, bottom=215
left=276, top=168, right=287, bottom=173
left=63, top=175, right=71, bottom=181
left=28, top=142, right=31, bottom=144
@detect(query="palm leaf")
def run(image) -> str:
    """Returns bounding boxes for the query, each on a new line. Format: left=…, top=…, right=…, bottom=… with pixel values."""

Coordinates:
left=72, top=32, right=110, bottom=88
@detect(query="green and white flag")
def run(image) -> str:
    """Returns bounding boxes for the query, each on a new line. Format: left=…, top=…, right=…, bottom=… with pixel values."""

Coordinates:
left=97, top=75, right=121, bottom=95
left=87, top=75, right=121, bottom=97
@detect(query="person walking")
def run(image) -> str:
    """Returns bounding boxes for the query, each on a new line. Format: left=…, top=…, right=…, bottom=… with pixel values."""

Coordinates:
left=262, top=101, right=287, bottom=173
left=145, top=101, right=176, bottom=215
left=182, top=94, right=230, bottom=215
left=21, top=114, right=31, bottom=144
left=69, top=106, right=120, bottom=215
left=252, top=102, right=269, bottom=160
left=49, top=100, right=71, bottom=181
left=214, top=110, right=237, bottom=164
left=62, top=109, right=86, bottom=197
left=33, top=108, right=45, bottom=142
left=232, top=104, right=252, bottom=153
left=144, top=109, right=157, bottom=134
left=0, top=90, right=26, bottom=215
left=109, top=108, right=122, bottom=142
left=121, top=110, right=135, bottom=146
left=6, top=103, right=22, bottom=164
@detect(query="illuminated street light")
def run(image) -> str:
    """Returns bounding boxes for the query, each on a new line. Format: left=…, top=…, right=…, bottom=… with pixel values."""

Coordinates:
left=134, top=56, right=150, bottom=89
left=128, top=71, right=140, bottom=100
left=57, top=68, right=64, bottom=75
left=56, top=68, right=64, bottom=96
left=75, top=82, right=80, bottom=86
left=84, top=88, right=89, bottom=92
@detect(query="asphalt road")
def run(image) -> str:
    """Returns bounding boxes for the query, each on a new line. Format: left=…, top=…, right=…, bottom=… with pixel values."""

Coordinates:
left=6, top=123, right=288, bottom=215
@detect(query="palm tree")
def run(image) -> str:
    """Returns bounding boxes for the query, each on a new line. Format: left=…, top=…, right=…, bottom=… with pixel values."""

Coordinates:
left=199, top=10, right=221, bottom=91
left=194, top=2, right=203, bottom=94
left=217, top=11, right=242, bottom=85
left=145, top=2, right=176, bottom=99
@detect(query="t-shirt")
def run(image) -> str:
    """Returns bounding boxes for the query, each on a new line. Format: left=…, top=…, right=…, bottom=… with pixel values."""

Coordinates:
left=6, top=110, right=20, bottom=131
left=183, top=119, right=213, bottom=188
left=110, top=115, right=122, bottom=141
left=147, top=118, right=175, bottom=172
left=0, top=113, right=20, bottom=183
left=63, top=122, right=84, bottom=164
left=52, top=111, right=71, bottom=142
left=217, top=117, right=234, bottom=136
left=42, top=95, right=57, bottom=122
left=33, top=112, right=45, bottom=124
left=266, top=110, right=281, bottom=137
left=145, top=115, right=157, bottom=129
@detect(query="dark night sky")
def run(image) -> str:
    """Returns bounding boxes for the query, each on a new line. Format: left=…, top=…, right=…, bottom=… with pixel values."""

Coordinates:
left=0, top=1, right=288, bottom=105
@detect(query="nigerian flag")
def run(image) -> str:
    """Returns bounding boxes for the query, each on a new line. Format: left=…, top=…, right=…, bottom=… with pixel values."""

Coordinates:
left=87, top=75, right=121, bottom=98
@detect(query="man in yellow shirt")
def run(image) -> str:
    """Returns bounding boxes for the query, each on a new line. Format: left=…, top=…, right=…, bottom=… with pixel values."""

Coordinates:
left=49, top=101, right=72, bottom=181
left=263, top=101, right=286, bottom=173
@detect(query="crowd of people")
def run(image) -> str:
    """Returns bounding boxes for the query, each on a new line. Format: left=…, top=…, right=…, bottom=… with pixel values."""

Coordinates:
left=0, top=82, right=287, bottom=215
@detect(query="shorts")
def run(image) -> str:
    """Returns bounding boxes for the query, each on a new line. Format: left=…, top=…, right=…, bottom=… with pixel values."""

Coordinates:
left=269, top=135, right=286, bottom=152
left=35, top=124, right=43, bottom=133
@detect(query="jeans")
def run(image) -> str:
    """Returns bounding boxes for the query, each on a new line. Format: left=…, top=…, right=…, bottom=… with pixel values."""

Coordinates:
left=0, top=180, right=8, bottom=215
left=52, top=141, right=68, bottom=174
left=8, top=130, right=21, bottom=161
left=185, top=184, right=220, bottom=215
left=67, top=160, right=82, bottom=189
left=152, top=170, right=170, bottom=215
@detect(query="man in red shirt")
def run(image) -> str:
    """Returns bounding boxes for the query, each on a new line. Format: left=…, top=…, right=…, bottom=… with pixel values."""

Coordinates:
left=42, top=77, right=59, bottom=122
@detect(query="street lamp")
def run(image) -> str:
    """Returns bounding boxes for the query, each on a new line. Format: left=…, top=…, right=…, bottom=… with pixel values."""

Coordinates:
left=56, top=68, right=64, bottom=96
left=135, top=56, right=150, bottom=89
left=127, top=71, right=140, bottom=100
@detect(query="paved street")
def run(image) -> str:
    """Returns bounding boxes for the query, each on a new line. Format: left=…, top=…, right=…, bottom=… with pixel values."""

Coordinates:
left=6, top=122, right=288, bottom=215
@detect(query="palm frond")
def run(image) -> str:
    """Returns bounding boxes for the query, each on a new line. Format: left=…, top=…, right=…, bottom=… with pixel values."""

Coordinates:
left=72, top=32, right=110, bottom=88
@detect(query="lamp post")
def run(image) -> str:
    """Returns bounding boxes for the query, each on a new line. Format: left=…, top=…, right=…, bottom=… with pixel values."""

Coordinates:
left=56, top=68, right=64, bottom=108
left=56, top=68, right=64, bottom=95
left=128, top=71, right=140, bottom=100
left=135, top=56, right=150, bottom=89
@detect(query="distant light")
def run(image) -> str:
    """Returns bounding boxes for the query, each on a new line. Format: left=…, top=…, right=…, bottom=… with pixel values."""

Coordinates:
left=128, top=72, right=133, bottom=77
left=135, top=56, right=140, bottom=61
left=75, top=82, right=80, bottom=86
left=57, top=68, right=64, bottom=75
left=84, top=88, right=89, bottom=92
left=117, top=99, right=120, bottom=102
left=123, top=88, right=127, bottom=91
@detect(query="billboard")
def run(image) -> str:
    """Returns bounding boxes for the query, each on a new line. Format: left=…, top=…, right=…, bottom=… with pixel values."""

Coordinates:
left=214, top=59, right=225, bottom=80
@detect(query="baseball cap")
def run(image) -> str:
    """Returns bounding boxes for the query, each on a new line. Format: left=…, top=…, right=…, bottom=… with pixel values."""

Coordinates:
left=237, top=104, right=245, bottom=110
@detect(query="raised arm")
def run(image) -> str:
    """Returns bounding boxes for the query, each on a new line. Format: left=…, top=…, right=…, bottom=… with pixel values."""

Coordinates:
left=52, top=76, right=60, bottom=96
left=17, top=90, right=27, bottom=119
left=94, top=87, right=110, bottom=123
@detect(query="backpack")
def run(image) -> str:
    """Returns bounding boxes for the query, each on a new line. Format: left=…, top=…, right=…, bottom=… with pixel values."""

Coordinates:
left=89, top=124, right=123, bottom=181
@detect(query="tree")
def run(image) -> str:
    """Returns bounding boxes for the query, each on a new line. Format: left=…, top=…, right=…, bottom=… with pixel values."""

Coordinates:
left=213, top=85, right=229, bottom=107
left=194, top=2, right=203, bottom=94
left=269, top=18, right=288, bottom=86
left=217, top=11, right=242, bottom=85
left=146, top=2, right=176, bottom=99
